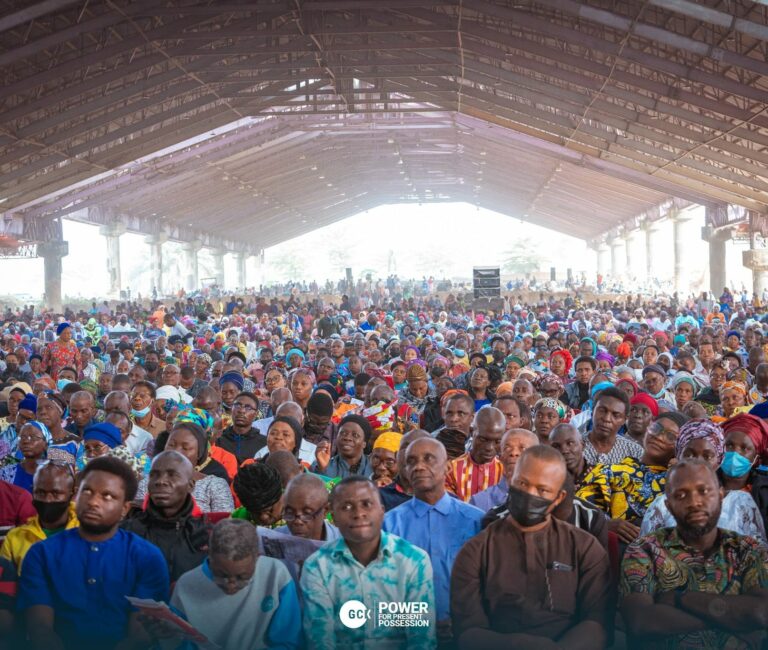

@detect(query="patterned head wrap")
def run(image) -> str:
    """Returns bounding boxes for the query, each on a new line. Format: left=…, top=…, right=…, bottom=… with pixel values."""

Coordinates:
left=722, top=414, right=768, bottom=464
left=533, top=397, right=566, bottom=419
left=22, top=420, right=52, bottom=445
left=719, top=380, right=747, bottom=398
left=106, top=446, right=144, bottom=480
left=174, top=407, right=215, bottom=435
left=675, top=419, right=725, bottom=465
left=373, top=431, right=403, bottom=453
left=536, top=373, right=563, bottom=392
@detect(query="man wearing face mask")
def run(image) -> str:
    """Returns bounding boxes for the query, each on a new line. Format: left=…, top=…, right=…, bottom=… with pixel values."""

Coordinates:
left=0, top=463, right=78, bottom=573
left=451, top=445, right=612, bottom=650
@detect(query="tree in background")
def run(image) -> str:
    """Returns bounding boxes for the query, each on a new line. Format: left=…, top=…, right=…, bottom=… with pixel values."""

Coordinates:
left=501, top=239, right=540, bottom=277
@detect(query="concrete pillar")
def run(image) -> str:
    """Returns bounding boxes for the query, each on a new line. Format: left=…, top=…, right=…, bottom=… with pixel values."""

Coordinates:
left=743, top=249, right=768, bottom=299
left=701, top=226, right=730, bottom=296
left=99, top=223, right=126, bottom=298
left=624, top=231, right=639, bottom=281
left=145, top=233, right=168, bottom=297
left=595, top=242, right=609, bottom=277
left=211, top=248, right=226, bottom=288
left=38, top=240, right=68, bottom=313
left=234, top=252, right=247, bottom=289
left=183, top=240, right=202, bottom=291
left=642, top=221, right=660, bottom=282
left=671, top=210, right=692, bottom=295
left=609, top=236, right=624, bottom=279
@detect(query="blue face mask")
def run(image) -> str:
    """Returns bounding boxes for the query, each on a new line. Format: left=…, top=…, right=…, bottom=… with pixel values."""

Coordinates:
left=131, top=406, right=151, bottom=419
left=56, top=378, right=72, bottom=391
left=720, top=451, right=753, bottom=478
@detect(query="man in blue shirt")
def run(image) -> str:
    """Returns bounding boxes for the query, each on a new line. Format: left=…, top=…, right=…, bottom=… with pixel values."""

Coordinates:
left=383, top=438, right=483, bottom=637
left=18, top=456, right=169, bottom=650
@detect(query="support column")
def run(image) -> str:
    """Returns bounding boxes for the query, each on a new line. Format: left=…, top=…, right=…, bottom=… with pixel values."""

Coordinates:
left=145, top=233, right=168, bottom=298
left=38, top=240, right=68, bottom=313
left=701, top=226, right=730, bottom=296
left=609, top=236, right=624, bottom=279
left=624, top=230, right=638, bottom=282
left=183, top=240, right=202, bottom=291
left=99, top=223, right=126, bottom=298
left=743, top=249, right=768, bottom=300
left=211, top=248, right=226, bottom=288
left=642, top=221, right=660, bottom=283
left=671, top=210, right=692, bottom=295
left=234, top=252, right=247, bottom=289
left=595, top=242, right=609, bottom=278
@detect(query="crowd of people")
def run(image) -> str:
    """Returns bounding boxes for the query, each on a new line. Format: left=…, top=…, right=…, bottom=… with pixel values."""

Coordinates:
left=0, top=287, right=768, bottom=649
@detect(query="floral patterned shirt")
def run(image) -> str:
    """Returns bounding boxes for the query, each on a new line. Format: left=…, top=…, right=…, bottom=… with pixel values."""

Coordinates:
left=621, top=527, right=768, bottom=649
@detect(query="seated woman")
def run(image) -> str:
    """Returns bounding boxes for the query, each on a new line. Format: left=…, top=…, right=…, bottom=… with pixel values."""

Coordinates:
left=695, top=362, right=727, bottom=416
left=159, top=519, right=301, bottom=650
left=0, top=422, right=50, bottom=493
left=311, top=414, right=372, bottom=480
left=640, top=418, right=766, bottom=544
left=253, top=416, right=307, bottom=467
left=577, top=412, right=682, bottom=543
left=532, top=397, right=565, bottom=445
left=670, top=372, right=698, bottom=412
left=715, top=380, right=750, bottom=421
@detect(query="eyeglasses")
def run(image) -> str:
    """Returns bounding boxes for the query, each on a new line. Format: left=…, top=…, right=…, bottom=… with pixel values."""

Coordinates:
left=281, top=505, right=326, bottom=523
left=648, top=426, right=678, bottom=444
left=19, top=433, right=44, bottom=443
left=232, top=402, right=257, bottom=413
left=211, top=572, right=253, bottom=589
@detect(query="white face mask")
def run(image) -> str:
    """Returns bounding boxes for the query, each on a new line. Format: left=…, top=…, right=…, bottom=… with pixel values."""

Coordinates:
left=634, top=369, right=644, bottom=382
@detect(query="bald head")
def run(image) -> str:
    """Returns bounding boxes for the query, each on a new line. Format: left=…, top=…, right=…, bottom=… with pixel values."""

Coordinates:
left=404, top=437, right=448, bottom=499
left=265, top=450, right=302, bottom=487
left=276, top=401, right=304, bottom=425
left=104, top=390, right=130, bottom=415
left=500, top=428, right=539, bottom=480
left=270, top=388, right=292, bottom=412
left=283, top=472, right=331, bottom=540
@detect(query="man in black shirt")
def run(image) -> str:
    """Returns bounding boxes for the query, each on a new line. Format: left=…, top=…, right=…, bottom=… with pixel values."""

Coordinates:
left=214, top=392, right=267, bottom=465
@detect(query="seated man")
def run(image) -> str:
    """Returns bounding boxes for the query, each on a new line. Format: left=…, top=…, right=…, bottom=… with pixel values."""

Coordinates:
left=446, top=406, right=505, bottom=502
left=121, top=451, right=210, bottom=582
left=1, top=463, right=78, bottom=573
left=470, top=428, right=538, bottom=512
left=276, top=473, right=339, bottom=542
left=379, top=429, right=430, bottom=512
left=621, top=459, right=768, bottom=648
left=451, top=445, right=612, bottom=649
left=577, top=414, right=679, bottom=544
left=301, top=476, right=436, bottom=650
left=18, top=456, right=169, bottom=649
left=166, top=519, right=302, bottom=650
left=549, top=423, right=590, bottom=489
left=384, top=438, right=484, bottom=633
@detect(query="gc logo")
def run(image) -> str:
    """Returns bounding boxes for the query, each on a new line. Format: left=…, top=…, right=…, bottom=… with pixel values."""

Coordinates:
left=339, top=599, right=370, bottom=629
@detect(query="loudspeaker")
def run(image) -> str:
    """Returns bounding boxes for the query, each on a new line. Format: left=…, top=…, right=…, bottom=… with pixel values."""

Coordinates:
left=473, top=267, right=500, bottom=298
left=550, top=267, right=556, bottom=281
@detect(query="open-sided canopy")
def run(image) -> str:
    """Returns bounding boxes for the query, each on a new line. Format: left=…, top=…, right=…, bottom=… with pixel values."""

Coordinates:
left=1, top=0, right=766, bottom=246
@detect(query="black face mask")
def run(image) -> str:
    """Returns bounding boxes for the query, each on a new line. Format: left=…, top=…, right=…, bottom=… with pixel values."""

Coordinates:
left=33, top=499, right=70, bottom=524
left=144, top=362, right=159, bottom=372
left=492, top=350, right=506, bottom=362
left=431, top=366, right=446, bottom=378
left=506, top=485, right=554, bottom=527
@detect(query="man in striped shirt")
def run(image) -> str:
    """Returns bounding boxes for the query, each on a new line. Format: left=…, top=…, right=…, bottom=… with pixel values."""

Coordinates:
left=445, top=406, right=505, bottom=502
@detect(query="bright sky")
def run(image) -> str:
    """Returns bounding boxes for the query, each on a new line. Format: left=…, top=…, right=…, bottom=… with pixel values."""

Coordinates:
left=0, top=201, right=753, bottom=302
